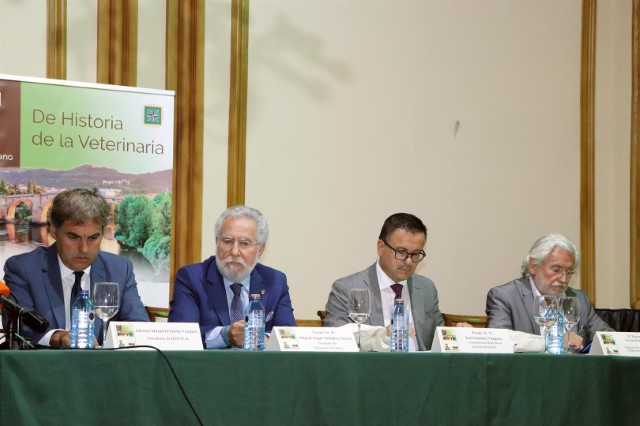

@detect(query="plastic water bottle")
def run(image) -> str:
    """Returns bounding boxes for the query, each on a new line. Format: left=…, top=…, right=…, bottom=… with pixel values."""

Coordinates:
left=70, top=290, right=95, bottom=349
left=545, top=305, right=564, bottom=355
left=390, top=299, right=409, bottom=352
left=244, top=294, right=265, bottom=351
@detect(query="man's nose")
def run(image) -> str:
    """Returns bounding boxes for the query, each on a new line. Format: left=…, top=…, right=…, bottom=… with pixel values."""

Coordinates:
left=230, top=241, right=241, bottom=256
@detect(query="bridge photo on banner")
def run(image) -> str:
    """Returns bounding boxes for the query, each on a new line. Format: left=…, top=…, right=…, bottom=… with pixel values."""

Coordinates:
left=0, top=75, right=175, bottom=307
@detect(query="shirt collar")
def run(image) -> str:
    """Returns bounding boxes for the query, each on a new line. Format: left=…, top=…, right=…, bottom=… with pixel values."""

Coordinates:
left=376, top=260, right=407, bottom=290
left=58, top=256, right=91, bottom=280
left=223, top=275, right=251, bottom=289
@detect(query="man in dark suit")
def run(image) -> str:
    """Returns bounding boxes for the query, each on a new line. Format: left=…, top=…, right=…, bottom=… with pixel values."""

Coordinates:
left=323, top=213, right=444, bottom=351
left=486, top=233, right=613, bottom=348
left=169, top=206, right=296, bottom=348
left=3, top=188, right=149, bottom=347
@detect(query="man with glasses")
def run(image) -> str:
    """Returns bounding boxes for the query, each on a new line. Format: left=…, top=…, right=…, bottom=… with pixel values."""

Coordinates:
left=486, top=233, right=612, bottom=349
left=323, top=212, right=444, bottom=351
left=169, top=205, right=296, bottom=348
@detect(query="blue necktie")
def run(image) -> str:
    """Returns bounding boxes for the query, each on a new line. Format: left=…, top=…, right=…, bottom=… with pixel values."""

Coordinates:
left=230, top=283, right=244, bottom=323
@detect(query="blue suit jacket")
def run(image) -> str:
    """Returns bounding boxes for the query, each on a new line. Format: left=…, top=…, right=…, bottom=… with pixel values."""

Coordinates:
left=168, top=256, right=297, bottom=344
left=3, top=244, right=149, bottom=345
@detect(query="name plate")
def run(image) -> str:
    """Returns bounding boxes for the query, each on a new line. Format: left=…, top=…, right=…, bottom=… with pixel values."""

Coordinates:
left=104, top=321, right=203, bottom=350
left=431, top=327, right=513, bottom=353
left=266, top=327, right=359, bottom=352
left=589, top=331, right=640, bottom=356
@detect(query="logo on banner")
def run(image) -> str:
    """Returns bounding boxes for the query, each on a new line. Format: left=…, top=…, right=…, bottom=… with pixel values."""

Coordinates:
left=144, top=106, right=162, bottom=125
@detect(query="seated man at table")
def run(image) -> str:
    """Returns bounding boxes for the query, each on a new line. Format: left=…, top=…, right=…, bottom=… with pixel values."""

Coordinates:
left=3, top=188, right=149, bottom=348
left=169, top=205, right=297, bottom=348
left=485, top=233, right=613, bottom=350
left=323, top=212, right=444, bottom=351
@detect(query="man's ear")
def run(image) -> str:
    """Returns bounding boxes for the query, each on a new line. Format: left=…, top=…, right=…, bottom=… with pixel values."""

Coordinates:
left=528, top=258, right=537, bottom=277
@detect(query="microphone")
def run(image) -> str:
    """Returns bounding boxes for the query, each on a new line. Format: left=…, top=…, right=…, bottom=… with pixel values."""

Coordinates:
left=0, top=281, right=50, bottom=333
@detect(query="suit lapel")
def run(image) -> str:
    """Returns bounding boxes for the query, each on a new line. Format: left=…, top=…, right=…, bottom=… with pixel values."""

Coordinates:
left=248, top=268, right=266, bottom=305
left=517, top=278, right=539, bottom=334
left=366, top=264, right=383, bottom=326
left=89, top=255, right=108, bottom=294
left=43, top=244, right=66, bottom=328
left=206, top=259, right=231, bottom=325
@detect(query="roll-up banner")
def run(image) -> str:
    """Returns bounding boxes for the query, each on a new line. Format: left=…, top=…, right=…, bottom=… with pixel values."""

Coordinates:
left=0, top=74, right=175, bottom=307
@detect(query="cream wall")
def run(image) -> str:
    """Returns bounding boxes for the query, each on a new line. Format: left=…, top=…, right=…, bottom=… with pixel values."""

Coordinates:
left=244, top=0, right=584, bottom=318
left=0, top=0, right=633, bottom=318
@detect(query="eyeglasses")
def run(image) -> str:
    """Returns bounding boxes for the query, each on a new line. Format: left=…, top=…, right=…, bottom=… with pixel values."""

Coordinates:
left=218, top=237, right=260, bottom=252
left=383, top=240, right=426, bottom=263
left=548, top=266, right=576, bottom=279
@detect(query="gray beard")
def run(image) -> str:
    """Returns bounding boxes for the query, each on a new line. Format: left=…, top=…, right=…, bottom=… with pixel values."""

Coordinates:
left=215, top=255, right=257, bottom=282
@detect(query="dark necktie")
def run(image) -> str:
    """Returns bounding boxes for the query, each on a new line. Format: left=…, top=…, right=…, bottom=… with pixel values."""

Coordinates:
left=391, top=283, right=403, bottom=300
left=71, top=271, right=84, bottom=304
left=230, top=283, right=244, bottom=323
left=70, top=271, right=84, bottom=316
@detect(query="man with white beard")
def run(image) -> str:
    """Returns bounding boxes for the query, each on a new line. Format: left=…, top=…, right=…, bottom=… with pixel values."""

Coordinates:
left=169, top=206, right=296, bottom=348
left=485, top=233, right=612, bottom=349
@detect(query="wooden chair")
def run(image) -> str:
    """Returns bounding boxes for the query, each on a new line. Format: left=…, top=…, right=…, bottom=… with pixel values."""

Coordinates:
left=442, top=313, right=488, bottom=328
left=145, top=306, right=170, bottom=322
left=295, top=310, right=327, bottom=327
left=296, top=319, right=322, bottom=327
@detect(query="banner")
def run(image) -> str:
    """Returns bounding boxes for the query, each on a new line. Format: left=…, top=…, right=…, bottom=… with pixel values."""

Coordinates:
left=0, top=75, right=175, bottom=307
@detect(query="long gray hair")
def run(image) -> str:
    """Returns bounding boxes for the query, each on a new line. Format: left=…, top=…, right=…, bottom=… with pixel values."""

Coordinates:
left=521, top=234, right=579, bottom=278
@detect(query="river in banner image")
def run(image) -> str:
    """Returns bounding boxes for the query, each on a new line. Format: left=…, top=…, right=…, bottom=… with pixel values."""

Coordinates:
left=0, top=222, right=165, bottom=283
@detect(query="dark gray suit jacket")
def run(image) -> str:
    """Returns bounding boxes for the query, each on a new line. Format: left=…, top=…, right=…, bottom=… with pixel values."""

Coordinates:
left=3, top=244, right=149, bottom=345
left=485, top=277, right=613, bottom=344
left=324, top=262, right=444, bottom=350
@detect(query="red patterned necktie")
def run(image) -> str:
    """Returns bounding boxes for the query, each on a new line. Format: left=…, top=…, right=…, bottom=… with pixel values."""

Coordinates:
left=391, top=283, right=403, bottom=300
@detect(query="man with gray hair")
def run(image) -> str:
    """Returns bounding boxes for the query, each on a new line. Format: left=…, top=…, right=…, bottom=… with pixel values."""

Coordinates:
left=486, top=233, right=612, bottom=349
left=169, top=205, right=296, bottom=348
left=3, top=187, right=149, bottom=348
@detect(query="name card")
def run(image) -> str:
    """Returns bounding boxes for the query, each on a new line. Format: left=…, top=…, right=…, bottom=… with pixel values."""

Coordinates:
left=104, top=321, right=203, bottom=350
left=589, top=331, right=640, bottom=356
left=431, top=327, right=513, bottom=353
left=266, top=327, right=359, bottom=352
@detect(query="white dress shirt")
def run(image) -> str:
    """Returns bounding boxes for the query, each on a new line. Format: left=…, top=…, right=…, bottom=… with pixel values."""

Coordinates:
left=376, top=261, right=417, bottom=352
left=38, top=257, right=90, bottom=346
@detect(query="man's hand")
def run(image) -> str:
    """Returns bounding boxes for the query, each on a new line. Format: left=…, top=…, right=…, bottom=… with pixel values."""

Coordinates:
left=456, top=322, right=473, bottom=328
left=566, top=331, right=584, bottom=351
left=51, top=330, right=72, bottom=348
left=227, top=320, right=246, bottom=347
left=51, top=330, right=99, bottom=348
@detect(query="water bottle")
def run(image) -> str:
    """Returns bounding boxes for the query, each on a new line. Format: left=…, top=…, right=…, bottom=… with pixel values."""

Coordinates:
left=70, top=290, right=95, bottom=349
left=545, top=304, right=564, bottom=355
left=390, top=299, right=409, bottom=352
left=244, top=294, right=265, bottom=351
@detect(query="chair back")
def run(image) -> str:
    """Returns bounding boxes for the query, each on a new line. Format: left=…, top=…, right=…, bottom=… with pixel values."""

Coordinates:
left=145, top=306, right=169, bottom=322
left=442, top=313, right=488, bottom=328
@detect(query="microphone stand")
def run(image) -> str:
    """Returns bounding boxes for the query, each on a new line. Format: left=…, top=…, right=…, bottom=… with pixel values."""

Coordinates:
left=3, top=312, right=35, bottom=350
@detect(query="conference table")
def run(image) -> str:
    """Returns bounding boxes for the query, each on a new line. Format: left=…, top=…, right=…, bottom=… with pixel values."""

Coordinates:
left=0, top=349, right=637, bottom=425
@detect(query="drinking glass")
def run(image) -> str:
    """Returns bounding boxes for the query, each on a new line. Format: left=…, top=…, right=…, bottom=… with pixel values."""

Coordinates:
left=348, top=289, right=371, bottom=350
left=532, top=295, right=558, bottom=353
left=559, top=296, right=581, bottom=353
left=93, top=282, right=120, bottom=346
